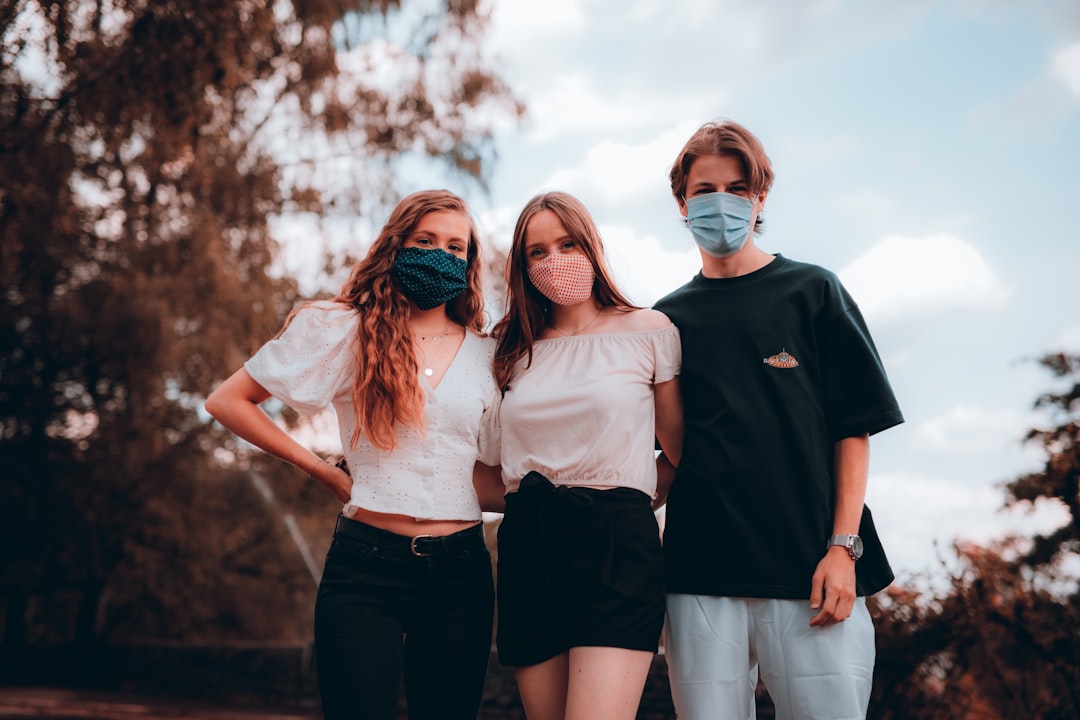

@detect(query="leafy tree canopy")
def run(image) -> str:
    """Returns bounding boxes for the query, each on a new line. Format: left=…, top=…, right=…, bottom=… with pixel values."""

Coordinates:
left=0, top=0, right=521, bottom=643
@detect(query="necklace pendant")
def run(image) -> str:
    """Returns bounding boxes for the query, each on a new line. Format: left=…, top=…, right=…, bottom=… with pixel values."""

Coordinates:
left=424, top=367, right=433, bottom=377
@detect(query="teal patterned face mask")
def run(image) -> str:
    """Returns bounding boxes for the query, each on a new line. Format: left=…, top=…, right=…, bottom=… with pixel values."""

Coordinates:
left=683, top=192, right=754, bottom=258
left=392, top=247, right=468, bottom=310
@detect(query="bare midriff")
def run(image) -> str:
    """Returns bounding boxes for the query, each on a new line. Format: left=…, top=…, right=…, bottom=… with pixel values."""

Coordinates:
left=345, top=504, right=481, bottom=538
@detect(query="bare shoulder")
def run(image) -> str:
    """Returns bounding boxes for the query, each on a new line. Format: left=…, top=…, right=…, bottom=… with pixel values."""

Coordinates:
left=610, top=307, right=673, bottom=332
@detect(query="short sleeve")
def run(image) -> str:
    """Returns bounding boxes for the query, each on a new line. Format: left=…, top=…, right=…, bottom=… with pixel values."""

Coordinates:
left=818, top=278, right=904, bottom=439
left=652, top=323, right=682, bottom=384
left=477, top=387, right=501, bottom=466
left=244, top=301, right=357, bottom=415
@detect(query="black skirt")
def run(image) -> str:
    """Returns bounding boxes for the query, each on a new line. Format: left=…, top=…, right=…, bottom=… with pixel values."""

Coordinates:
left=496, top=471, right=665, bottom=667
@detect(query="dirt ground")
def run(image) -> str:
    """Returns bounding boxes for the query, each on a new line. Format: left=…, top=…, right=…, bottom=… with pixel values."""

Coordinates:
left=0, top=688, right=316, bottom=720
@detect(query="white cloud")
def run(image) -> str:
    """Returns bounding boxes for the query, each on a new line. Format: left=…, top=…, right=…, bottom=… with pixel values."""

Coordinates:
left=838, top=233, right=1011, bottom=321
left=484, top=1, right=926, bottom=144
left=489, top=0, right=587, bottom=44
left=912, top=405, right=1035, bottom=455
left=539, top=122, right=699, bottom=199
left=1051, top=42, right=1080, bottom=96
left=599, top=224, right=701, bottom=306
left=868, top=470, right=1004, bottom=576
left=516, top=73, right=714, bottom=143
left=521, top=73, right=628, bottom=142
left=969, top=38, right=1080, bottom=128
left=1053, top=326, right=1080, bottom=352
left=868, top=469, right=1069, bottom=581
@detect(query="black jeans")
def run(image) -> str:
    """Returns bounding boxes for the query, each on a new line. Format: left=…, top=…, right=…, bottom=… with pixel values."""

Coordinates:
left=314, top=516, right=495, bottom=720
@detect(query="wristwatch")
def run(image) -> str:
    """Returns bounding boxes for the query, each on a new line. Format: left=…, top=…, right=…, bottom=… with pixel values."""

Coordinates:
left=827, top=534, right=864, bottom=561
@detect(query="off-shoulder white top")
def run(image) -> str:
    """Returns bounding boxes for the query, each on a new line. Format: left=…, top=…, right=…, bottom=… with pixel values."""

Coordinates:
left=499, top=324, right=681, bottom=495
left=245, top=301, right=500, bottom=521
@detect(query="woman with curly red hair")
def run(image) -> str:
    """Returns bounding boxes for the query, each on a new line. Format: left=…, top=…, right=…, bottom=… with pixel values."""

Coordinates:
left=206, top=189, right=502, bottom=720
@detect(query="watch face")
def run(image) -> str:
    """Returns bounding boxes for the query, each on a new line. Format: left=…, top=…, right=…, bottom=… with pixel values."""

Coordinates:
left=851, top=535, right=864, bottom=559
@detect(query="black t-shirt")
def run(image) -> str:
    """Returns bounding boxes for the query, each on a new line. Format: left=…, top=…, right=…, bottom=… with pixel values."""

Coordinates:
left=654, top=254, right=904, bottom=599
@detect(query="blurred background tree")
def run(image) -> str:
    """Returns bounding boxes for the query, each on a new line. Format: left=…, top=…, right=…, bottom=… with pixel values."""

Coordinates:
left=869, top=352, right=1080, bottom=720
left=0, top=0, right=521, bottom=646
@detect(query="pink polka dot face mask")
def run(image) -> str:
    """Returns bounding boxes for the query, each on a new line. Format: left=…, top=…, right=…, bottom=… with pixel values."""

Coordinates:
left=527, top=253, right=595, bottom=306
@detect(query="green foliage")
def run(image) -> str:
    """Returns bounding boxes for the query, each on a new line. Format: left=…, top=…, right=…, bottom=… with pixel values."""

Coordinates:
left=870, top=352, right=1080, bottom=720
left=0, top=0, right=520, bottom=644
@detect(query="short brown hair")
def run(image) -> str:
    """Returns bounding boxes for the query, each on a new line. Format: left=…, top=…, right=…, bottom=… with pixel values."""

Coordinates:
left=670, top=121, right=774, bottom=231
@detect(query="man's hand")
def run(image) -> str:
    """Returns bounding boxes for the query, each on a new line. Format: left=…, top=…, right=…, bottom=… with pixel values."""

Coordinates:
left=809, top=547, right=856, bottom=627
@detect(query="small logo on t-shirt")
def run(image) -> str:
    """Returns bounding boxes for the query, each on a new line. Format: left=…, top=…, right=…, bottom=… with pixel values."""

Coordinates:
left=763, top=349, right=799, bottom=369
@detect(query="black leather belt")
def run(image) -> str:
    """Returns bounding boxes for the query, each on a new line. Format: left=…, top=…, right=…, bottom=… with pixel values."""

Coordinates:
left=334, top=515, right=485, bottom=557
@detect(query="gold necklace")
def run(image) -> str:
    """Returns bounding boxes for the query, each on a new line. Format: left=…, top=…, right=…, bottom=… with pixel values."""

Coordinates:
left=415, top=320, right=452, bottom=377
left=550, top=308, right=603, bottom=337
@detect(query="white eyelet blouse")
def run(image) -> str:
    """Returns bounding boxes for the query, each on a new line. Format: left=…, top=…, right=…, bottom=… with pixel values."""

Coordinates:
left=245, top=301, right=501, bottom=521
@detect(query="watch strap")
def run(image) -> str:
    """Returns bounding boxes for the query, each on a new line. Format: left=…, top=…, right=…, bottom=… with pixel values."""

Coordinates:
left=827, top=533, right=861, bottom=560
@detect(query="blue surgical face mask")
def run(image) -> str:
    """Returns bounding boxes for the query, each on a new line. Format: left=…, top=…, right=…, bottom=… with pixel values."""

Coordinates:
left=392, top=246, right=468, bottom=310
left=683, top=192, right=754, bottom=258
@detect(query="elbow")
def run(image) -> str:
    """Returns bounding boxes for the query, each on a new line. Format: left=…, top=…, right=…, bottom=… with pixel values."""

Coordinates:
left=204, top=387, right=226, bottom=421
left=658, top=447, right=680, bottom=471
left=658, top=432, right=684, bottom=468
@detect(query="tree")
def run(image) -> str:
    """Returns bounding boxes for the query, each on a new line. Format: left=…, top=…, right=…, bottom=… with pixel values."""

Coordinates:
left=1009, top=352, right=1080, bottom=571
left=0, top=0, right=521, bottom=644
left=870, top=352, right=1080, bottom=719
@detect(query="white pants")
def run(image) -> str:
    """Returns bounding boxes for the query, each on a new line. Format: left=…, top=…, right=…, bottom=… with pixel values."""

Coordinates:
left=663, top=595, right=875, bottom=720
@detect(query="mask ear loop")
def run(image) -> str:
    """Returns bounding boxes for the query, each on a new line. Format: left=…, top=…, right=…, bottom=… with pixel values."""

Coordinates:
left=681, top=217, right=690, bottom=228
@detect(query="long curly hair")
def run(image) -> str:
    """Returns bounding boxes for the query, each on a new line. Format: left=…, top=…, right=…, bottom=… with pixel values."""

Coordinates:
left=492, top=191, right=636, bottom=390
left=308, top=190, right=484, bottom=451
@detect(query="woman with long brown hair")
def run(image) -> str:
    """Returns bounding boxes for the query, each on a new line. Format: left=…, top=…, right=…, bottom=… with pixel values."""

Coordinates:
left=205, top=190, right=503, bottom=720
left=491, top=191, right=684, bottom=720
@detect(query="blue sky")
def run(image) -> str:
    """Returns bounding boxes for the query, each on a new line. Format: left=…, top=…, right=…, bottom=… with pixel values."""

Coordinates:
left=452, top=0, right=1080, bottom=584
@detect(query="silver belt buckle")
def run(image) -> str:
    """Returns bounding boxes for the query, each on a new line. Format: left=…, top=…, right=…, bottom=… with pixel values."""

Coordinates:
left=410, top=534, right=434, bottom=557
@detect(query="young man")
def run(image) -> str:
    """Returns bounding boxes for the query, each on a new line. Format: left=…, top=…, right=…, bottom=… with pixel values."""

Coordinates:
left=653, top=120, right=903, bottom=720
